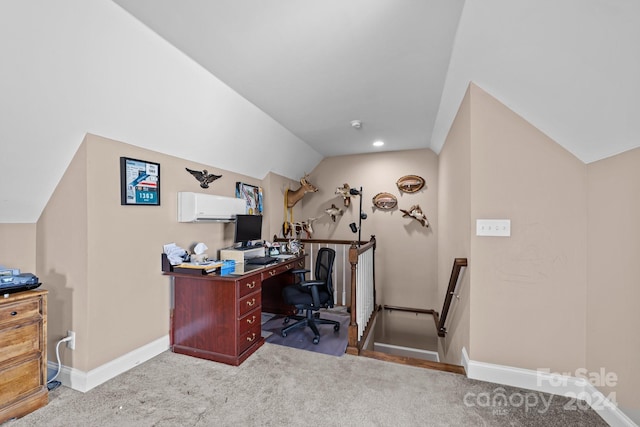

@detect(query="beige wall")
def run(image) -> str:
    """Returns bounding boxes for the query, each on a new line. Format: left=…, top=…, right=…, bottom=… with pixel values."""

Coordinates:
left=437, top=86, right=472, bottom=365
left=36, top=133, right=296, bottom=371
left=468, top=84, right=588, bottom=371
left=587, top=148, right=640, bottom=418
left=303, top=149, right=438, bottom=308
left=37, top=142, right=90, bottom=369
left=0, top=224, right=36, bottom=273
left=262, top=171, right=303, bottom=242
left=432, top=83, right=637, bottom=419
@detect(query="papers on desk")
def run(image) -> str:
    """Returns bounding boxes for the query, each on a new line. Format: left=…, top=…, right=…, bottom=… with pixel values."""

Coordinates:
left=274, top=254, right=295, bottom=260
left=163, top=243, right=188, bottom=265
left=176, top=261, right=223, bottom=272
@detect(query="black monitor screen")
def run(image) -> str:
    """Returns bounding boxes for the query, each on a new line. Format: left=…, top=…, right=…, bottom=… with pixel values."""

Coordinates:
left=234, top=214, right=262, bottom=247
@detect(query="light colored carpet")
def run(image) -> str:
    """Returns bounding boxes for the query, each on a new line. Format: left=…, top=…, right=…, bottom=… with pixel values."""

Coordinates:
left=7, top=344, right=607, bottom=426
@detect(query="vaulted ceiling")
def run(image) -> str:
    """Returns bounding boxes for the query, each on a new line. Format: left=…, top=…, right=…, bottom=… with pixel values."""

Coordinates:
left=2, top=1, right=639, bottom=222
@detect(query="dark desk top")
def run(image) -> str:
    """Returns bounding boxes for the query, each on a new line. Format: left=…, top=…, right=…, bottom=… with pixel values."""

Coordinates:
left=162, top=253, right=305, bottom=280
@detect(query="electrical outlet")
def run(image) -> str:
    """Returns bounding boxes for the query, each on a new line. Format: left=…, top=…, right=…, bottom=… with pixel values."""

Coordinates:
left=67, top=330, right=76, bottom=350
left=476, top=219, right=511, bottom=237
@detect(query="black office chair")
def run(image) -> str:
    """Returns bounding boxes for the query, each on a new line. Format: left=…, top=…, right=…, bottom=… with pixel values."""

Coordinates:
left=281, top=247, right=340, bottom=344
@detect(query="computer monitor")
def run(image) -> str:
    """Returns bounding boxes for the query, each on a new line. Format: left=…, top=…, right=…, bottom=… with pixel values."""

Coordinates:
left=234, top=214, right=262, bottom=248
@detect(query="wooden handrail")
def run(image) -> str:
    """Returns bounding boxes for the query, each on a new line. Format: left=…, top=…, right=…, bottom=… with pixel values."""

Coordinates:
left=434, top=258, right=467, bottom=337
left=273, top=236, right=366, bottom=246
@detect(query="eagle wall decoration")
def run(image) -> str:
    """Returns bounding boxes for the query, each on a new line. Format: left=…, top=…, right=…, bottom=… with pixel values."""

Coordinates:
left=185, top=168, right=222, bottom=189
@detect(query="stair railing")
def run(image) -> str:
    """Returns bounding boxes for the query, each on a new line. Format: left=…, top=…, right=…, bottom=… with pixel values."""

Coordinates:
left=346, top=237, right=377, bottom=354
left=434, top=258, right=468, bottom=337
left=380, top=257, right=468, bottom=339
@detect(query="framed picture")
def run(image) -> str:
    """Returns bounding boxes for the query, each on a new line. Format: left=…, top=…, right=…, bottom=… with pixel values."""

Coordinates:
left=120, top=157, right=161, bottom=206
left=236, top=182, right=263, bottom=215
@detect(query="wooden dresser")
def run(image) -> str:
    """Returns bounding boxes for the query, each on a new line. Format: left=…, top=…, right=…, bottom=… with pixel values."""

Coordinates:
left=167, top=255, right=304, bottom=366
left=0, top=290, right=47, bottom=423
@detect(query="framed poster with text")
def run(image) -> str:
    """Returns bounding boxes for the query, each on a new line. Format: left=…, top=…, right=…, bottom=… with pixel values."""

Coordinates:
left=120, top=157, right=160, bottom=206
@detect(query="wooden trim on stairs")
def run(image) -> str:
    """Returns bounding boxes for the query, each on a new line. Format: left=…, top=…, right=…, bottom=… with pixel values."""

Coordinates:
left=359, top=349, right=466, bottom=375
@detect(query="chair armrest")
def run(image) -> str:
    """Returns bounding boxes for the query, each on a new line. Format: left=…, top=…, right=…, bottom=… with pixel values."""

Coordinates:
left=291, top=268, right=309, bottom=275
left=299, top=280, right=324, bottom=288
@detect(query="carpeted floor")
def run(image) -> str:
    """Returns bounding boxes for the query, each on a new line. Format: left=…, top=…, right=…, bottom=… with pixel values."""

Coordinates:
left=6, top=344, right=607, bottom=427
left=261, top=311, right=350, bottom=356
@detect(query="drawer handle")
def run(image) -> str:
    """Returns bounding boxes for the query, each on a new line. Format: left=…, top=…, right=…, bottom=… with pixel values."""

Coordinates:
left=246, top=298, right=256, bottom=307
left=246, top=315, right=256, bottom=325
left=268, top=270, right=276, bottom=276
left=10, top=311, right=18, bottom=316
left=245, top=281, right=256, bottom=289
left=247, top=333, right=256, bottom=342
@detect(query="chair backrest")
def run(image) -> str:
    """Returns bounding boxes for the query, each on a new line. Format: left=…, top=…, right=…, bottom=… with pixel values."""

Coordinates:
left=315, top=247, right=336, bottom=301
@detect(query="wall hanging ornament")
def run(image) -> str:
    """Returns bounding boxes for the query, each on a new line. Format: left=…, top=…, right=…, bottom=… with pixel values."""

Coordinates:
left=396, top=175, right=425, bottom=193
left=335, top=183, right=353, bottom=207
left=324, top=203, right=344, bottom=222
left=372, top=192, right=398, bottom=210
left=185, top=168, right=222, bottom=188
left=400, top=204, right=429, bottom=227
left=291, top=217, right=317, bottom=239
left=282, top=174, right=318, bottom=237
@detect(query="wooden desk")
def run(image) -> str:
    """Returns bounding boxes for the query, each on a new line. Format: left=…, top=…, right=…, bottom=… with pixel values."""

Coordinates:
left=164, top=255, right=305, bottom=366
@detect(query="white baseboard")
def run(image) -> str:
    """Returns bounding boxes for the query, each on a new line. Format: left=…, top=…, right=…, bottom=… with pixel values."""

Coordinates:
left=48, top=335, right=170, bottom=393
left=461, top=348, right=638, bottom=427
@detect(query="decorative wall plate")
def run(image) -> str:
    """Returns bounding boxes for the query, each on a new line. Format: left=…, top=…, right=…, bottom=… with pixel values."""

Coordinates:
left=372, top=192, right=398, bottom=210
left=396, top=175, right=425, bottom=193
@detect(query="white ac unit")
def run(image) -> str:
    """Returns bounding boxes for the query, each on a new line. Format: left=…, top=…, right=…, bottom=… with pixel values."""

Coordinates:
left=177, top=192, right=246, bottom=222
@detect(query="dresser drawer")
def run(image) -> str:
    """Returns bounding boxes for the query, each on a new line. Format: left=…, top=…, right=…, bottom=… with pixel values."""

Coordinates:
left=238, top=292, right=261, bottom=317
left=238, top=323, right=262, bottom=354
left=238, top=277, right=261, bottom=299
left=0, top=322, right=42, bottom=362
left=0, top=299, right=41, bottom=326
left=238, top=308, right=261, bottom=335
left=0, top=354, right=43, bottom=406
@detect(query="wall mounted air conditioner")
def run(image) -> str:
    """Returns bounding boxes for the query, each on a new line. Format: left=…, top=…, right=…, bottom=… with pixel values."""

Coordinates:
left=177, top=192, right=246, bottom=222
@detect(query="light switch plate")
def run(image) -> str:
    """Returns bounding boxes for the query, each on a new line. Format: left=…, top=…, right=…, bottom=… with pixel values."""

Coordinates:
left=476, top=219, right=511, bottom=237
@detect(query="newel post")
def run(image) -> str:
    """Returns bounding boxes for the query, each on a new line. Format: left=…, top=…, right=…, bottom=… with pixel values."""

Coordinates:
left=346, top=242, right=360, bottom=355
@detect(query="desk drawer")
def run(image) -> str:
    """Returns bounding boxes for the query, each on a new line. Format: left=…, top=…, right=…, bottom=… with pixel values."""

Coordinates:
left=238, top=292, right=261, bottom=317
left=0, top=322, right=42, bottom=362
left=0, top=299, right=41, bottom=326
left=238, top=324, right=261, bottom=354
left=238, top=308, right=261, bottom=335
left=261, top=261, right=297, bottom=280
left=238, top=277, right=261, bottom=299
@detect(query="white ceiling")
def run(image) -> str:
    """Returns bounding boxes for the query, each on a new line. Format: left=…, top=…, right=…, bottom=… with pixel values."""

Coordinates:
left=112, top=0, right=465, bottom=157
left=1, top=0, right=639, bottom=222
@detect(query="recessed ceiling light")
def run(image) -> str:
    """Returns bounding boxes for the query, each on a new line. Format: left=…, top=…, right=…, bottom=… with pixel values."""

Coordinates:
left=373, top=140, right=384, bottom=147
